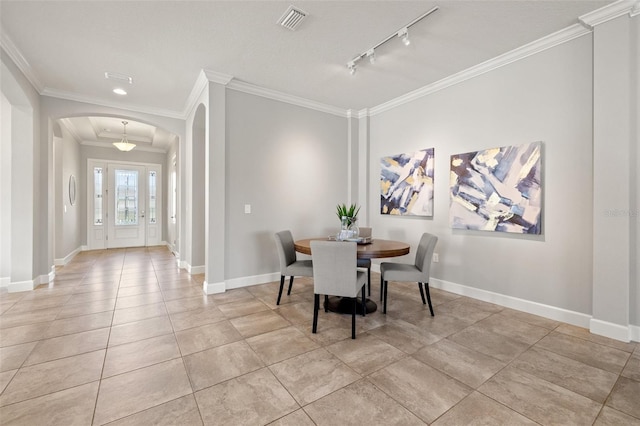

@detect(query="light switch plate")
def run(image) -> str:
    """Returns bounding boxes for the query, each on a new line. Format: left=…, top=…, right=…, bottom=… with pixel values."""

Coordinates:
left=244, top=204, right=251, bottom=214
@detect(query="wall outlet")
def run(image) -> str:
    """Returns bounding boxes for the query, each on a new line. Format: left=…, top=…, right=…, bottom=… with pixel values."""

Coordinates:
left=433, top=253, right=439, bottom=263
left=244, top=204, right=251, bottom=214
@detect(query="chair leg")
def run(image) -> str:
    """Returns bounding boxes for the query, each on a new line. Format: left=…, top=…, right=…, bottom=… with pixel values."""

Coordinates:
left=380, top=275, right=384, bottom=301
left=277, top=275, right=285, bottom=305
left=351, top=297, right=356, bottom=339
left=312, top=294, right=319, bottom=333
left=383, top=280, right=388, bottom=314
left=418, top=282, right=426, bottom=304
left=361, top=286, right=366, bottom=317
left=323, top=295, right=329, bottom=312
left=367, top=267, right=371, bottom=296
left=425, top=282, right=434, bottom=317
left=287, top=276, right=294, bottom=295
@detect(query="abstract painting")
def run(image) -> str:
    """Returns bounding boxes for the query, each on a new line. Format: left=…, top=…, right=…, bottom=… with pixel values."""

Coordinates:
left=449, top=141, right=542, bottom=234
left=381, top=148, right=434, bottom=216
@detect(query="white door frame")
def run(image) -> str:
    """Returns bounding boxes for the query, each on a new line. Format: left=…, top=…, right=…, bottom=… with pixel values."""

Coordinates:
left=87, top=159, right=163, bottom=250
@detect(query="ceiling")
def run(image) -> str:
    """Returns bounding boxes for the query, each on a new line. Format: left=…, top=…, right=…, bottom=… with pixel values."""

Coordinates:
left=1, top=0, right=616, bottom=146
left=59, top=116, right=177, bottom=153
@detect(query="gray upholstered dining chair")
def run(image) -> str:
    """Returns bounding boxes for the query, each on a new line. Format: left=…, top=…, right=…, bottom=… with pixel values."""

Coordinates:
left=310, top=240, right=367, bottom=339
left=379, top=232, right=438, bottom=315
left=274, top=230, right=313, bottom=305
left=356, top=227, right=372, bottom=295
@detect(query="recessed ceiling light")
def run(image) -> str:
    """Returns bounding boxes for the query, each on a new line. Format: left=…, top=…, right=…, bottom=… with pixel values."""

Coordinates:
left=113, top=88, right=127, bottom=95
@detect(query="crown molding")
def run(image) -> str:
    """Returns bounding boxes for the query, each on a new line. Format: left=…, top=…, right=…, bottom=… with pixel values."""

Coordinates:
left=182, top=70, right=210, bottom=117
left=579, top=0, right=636, bottom=27
left=226, top=79, right=349, bottom=117
left=368, top=23, right=590, bottom=117
left=182, top=69, right=235, bottom=117
left=58, top=117, right=83, bottom=143
left=1, top=30, right=43, bottom=92
left=202, top=69, right=234, bottom=85
left=367, top=0, right=637, bottom=117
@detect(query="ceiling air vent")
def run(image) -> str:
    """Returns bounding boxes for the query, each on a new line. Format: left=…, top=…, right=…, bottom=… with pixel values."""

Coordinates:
left=278, top=5, right=307, bottom=31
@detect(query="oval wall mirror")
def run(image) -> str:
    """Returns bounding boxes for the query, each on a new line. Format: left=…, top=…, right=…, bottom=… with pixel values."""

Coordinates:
left=69, top=174, right=76, bottom=206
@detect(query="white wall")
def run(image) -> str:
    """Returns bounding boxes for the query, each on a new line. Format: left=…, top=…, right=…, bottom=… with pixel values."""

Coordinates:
left=225, top=89, right=349, bottom=280
left=368, top=35, right=594, bottom=317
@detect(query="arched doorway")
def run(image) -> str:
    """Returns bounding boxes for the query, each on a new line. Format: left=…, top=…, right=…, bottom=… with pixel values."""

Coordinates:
left=53, top=115, right=179, bottom=257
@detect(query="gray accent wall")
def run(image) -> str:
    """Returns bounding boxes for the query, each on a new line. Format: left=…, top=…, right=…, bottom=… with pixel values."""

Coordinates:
left=368, top=35, right=595, bottom=315
left=225, top=90, right=349, bottom=279
left=54, top=125, right=81, bottom=260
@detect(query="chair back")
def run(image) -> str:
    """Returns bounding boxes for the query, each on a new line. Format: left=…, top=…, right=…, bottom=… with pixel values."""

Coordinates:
left=311, top=240, right=360, bottom=298
left=358, top=227, right=372, bottom=238
left=414, top=233, right=438, bottom=277
left=275, top=230, right=297, bottom=272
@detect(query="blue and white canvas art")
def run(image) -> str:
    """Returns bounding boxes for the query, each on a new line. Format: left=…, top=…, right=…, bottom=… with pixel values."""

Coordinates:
left=449, top=141, right=542, bottom=234
left=381, top=148, right=434, bottom=216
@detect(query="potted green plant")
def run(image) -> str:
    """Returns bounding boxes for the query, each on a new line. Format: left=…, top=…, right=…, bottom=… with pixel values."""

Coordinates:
left=336, top=203, right=360, bottom=229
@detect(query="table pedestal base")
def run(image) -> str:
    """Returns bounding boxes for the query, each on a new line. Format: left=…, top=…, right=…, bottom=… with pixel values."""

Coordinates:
left=325, top=296, right=378, bottom=315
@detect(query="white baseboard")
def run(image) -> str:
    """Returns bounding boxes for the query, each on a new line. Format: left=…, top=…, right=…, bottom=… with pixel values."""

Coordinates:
left=41, top=266, right=55, bottom=284
left=54, top=247, right=81, bottom=266
left=179, top=260, right=188, bottom=270
left=187, top=264, right=205, bottom=275
left=0, top=276, right=9, bottom=288
left=187, top=268, right=639, bottom=343
left=8, top=279, right=36, bottom=293
left=430, top=278, right=640, bottom=343
left=203, top=280, right=225, bottom=295
left=226, top=272, right=280, bottom=290
left=590, top=318, right=633, bottom=343
left=430, top=278, right=593, bottom=329
left=81, top=245, right=89, bottom=251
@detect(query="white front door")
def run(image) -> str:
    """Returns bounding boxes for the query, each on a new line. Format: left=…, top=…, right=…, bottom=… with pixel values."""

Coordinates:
left=107, top=164, right=147, bottom=248
left=87, top=160, right=163, bottom=250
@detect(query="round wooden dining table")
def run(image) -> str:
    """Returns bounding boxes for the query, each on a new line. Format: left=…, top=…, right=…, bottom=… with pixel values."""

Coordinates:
left=294, top=238, right=410, bottom=314
left=294, top=238, right=410, bottom=260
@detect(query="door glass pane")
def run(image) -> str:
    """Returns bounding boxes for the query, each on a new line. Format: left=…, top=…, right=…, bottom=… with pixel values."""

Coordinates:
left=94, top=167, right=103, bottom=225
left=149, top=170, right=157, bottom=224
left=115, top=169, right=138, bottom=226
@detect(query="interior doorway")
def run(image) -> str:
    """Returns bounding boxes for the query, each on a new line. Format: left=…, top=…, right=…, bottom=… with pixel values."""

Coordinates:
left=88, top=159, right=162, bottom=249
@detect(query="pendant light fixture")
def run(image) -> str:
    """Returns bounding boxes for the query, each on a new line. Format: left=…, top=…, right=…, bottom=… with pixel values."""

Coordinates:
left=113, top=120, right=136, bottom=152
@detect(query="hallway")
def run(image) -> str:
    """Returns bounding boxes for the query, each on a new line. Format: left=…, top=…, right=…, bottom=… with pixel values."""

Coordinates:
left=0, top=247, right=639, bottom=425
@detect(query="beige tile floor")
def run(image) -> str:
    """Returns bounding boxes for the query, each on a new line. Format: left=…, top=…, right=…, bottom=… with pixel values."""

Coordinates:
left=1, top=247, right=639, bottom=425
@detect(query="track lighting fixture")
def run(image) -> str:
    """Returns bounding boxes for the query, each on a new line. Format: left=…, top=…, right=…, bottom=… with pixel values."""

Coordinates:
left=345, top=6, right=438, bottom=75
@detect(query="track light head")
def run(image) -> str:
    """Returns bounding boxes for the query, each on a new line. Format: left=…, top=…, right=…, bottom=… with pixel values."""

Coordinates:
left=366, top=49, right=376, bottom=64
left=398, top=28, right=410, bottom=46
left=347, top=60, right=357, bottom=76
